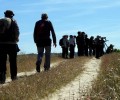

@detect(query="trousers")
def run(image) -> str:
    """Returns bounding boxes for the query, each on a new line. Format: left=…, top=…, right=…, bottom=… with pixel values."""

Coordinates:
left=0, top=44, right=17, bottom=82
left=36, top=46, right=51, bottom=71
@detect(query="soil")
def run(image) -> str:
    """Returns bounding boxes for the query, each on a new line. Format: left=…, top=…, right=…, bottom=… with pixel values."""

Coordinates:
left=1, top=57, right=101, bottom=100
left=42, top=57, right=101, bottom=100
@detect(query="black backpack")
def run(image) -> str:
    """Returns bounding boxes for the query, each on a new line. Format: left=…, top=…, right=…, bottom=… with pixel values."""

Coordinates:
left=0, top=18, right=15, bottom=42
left=59, top=38, right=63, bottom=46
left=0, top=18, right=11, bottom=34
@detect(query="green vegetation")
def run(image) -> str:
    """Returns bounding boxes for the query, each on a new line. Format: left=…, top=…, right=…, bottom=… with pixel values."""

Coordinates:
left=114, top=49, right=120, bottom=52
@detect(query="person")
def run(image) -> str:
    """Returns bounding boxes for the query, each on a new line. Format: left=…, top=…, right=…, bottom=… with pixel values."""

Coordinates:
left=33, top=13, right=56, bottom=72
left=89, top=36, right=95, bottom=56
left=76, top=31, right=85, bottom=56
left=59, top=35, right=64, bottom=58
left=94, top=35, right=104, bottom=59
left=106, top=44, right=114, bottom=54
left=84, top=34, right=89, bottom=56
left=69, top=35, right=75, bottom=58
left=0, top=10, right=20, bottom=84
left=62, top=35, right=69, bottom=58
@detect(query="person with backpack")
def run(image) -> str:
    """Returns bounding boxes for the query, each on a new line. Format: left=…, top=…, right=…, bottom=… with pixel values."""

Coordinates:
left=59, top=35, right=64, bottom=58
left=33, top=13, right=56, bottom=72
left=62, top=35, right=69, bottom=59
left=69, top=35, right=75, bottom=58
left=0, top=10, right=20, bottom=84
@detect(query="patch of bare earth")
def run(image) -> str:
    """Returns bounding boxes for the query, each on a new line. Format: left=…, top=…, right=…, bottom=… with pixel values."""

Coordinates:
left=43, top=57, right=101, bottom=100
left=1, top=60, right=64, bottom=86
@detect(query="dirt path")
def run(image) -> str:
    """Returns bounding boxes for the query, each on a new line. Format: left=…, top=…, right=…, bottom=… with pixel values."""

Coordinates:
left=42, top=58, right=101, bottom=100
left=2, top=60, right=64, bottom=86
left=1, top=57, right=101, bottom=100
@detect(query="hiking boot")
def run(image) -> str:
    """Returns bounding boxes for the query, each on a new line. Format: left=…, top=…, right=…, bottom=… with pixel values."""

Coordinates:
left=36, top=66, right=40, bottom=72
left=0, top=72, right=6, bottom=84
left=36, top=61, right=40, bottom=73
left=11, top=76, right=18, bottom=81
left=0, top=80, right=5, bottom=84
left=44, top=67, right=50, bottom=71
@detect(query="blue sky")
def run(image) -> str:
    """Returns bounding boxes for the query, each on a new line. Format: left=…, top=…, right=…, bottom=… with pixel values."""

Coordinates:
left=0, top=0, right=120, bottom=53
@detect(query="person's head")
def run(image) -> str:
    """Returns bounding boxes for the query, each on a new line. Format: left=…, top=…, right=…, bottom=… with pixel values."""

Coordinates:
left=90, top=36, right=94, bottom=40
left=65, top=35, right=68, bottom=38
left=4, top=10, right=14, bottom=18
left=77, top=31, right=81, bottom=35
left=70, top=35, right=73, bottom=38
left=41, top=13, right=48, bottom=20
left=110, top=44, right=114, bottom=47
left=85, top=34, right=88, bottom=38
left=74, top=35, right=76, bottom=38
left=63, top=35, right=66, bottom=38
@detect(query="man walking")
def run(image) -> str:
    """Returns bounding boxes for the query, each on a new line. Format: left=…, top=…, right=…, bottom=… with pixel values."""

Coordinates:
left=0, top=10, right=20, bottom=84
left=33, top=13, right=56, bottom=72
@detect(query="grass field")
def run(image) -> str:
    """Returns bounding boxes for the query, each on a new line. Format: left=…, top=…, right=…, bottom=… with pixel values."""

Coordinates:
left=0, top=54, right=90, bottom=100
left=0, top=53, right=120, bottom=100
left=6, top=54, right=63, bottom=77
left=89, top=52, right=120, bottom=100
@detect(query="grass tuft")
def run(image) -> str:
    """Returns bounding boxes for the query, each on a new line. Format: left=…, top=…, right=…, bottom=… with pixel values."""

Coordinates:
left=89, top=53, right=120, bottom=100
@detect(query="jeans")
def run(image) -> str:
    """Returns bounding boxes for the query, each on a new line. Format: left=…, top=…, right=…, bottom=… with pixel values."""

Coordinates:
left=36, top=46, right=51, bottom=71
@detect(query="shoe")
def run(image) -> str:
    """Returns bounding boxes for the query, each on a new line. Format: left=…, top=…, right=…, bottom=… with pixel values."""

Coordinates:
left=0, top=80, right=5, bottom=84
left=36, top=62, right=40, bottom=73
left=36, top=66, right=40, bottom=73
left=96, top=57, right=100, bottom=59
left=36, top=69, right=40, bottom=73
left=0, top=72, right=6, bottom=84
left=44, top=67, right=50, bottom=71
left=12, top=76, right=18, bottom=81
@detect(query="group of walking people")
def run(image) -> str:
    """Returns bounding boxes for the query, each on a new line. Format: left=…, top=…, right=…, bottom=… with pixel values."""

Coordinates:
left=59, top=31, right=113, bottom=59
left=0, top=10, right=113, bottom=84
left=0, top=10, right=56, bottom=84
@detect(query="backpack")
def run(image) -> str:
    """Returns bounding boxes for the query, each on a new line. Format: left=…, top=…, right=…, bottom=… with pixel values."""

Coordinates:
left=59, top=38, right=63, bottom=46
left=0, top=18, right=15, bottom=42
left=0, top=18, right=11, bottom=34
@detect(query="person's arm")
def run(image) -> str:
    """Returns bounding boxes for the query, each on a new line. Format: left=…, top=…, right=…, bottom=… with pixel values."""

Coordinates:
left=49, top=21, right=56, bottom=47
left=13, top=19, right=20, bottom=42
left=33, top=22, right=38, bottom=43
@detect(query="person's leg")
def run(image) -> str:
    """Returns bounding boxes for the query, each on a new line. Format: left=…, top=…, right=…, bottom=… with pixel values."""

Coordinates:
left=44, top=46, right=51, bottom=71
left=69, top=45, right=71, bottom=58
left=89, top=47, right=92, bottom=56
left=71, top=45, right=74, bottom=58
left=62, top=47, right=66, bottom=58
left=9, top=44, right=17, bottom=80
left=36, top=47, right=44, bottom=72
left=0, top=52, right=7, bottom=84
left=95, top=46, right=100, bottom=59
left=65, top=47, right=68, bottom=58
left=0, top=44, right=7, bottom=84
left=78, top=46, right=80, bottom=56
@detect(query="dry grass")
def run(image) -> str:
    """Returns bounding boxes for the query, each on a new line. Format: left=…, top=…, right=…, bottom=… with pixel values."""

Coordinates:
left=0, top=55, right=90, bottom=100
left=89, top=52, right=120, bottom=100
left=6, top=54, right=62, bottom=77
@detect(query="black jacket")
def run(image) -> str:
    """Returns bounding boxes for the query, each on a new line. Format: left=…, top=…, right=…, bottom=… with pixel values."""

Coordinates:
left=33, top=20, right=56, bottom=46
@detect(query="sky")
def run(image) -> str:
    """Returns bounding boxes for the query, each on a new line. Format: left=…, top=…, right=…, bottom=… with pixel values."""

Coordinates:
left=0, top=0, right=120, bottom=54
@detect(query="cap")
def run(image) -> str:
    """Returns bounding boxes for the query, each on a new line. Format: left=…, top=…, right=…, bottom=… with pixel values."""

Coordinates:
left=4, top=10, right=14, bottom=17
left=41, top=13, right=48, bottom=19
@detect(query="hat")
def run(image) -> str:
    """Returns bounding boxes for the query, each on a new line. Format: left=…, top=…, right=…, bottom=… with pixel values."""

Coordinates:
left=4, top=10, right=14, bottom=17
left=41, top=13, right=48, bottom=19
left=70, top=35, right=73, bottom=37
